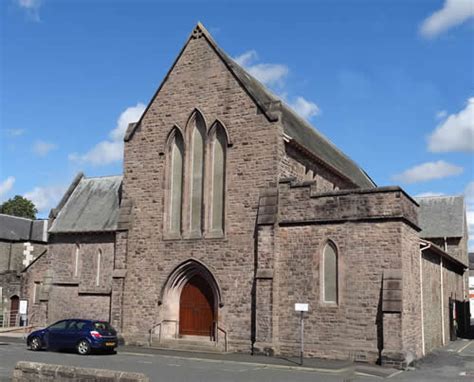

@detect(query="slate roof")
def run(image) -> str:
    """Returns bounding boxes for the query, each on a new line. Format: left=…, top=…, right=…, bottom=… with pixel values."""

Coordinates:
left=415, top=196, right=465, bottom=238
left=0, top=214, right=48, bottom=242
left=49, top=175, right=123, bottom=233
left=126, top=23, right=375, bottom=189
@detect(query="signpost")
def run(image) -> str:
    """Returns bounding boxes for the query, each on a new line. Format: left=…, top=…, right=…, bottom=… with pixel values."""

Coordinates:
left=19, top=299, right=28, bottom=328
left=294, top=303, right=309, bottom=365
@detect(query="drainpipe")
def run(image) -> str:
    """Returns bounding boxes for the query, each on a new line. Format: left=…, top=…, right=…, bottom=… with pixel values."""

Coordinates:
left=444, top=237, right=448, bottom=252
left=419, top=242, right=431, bottom=356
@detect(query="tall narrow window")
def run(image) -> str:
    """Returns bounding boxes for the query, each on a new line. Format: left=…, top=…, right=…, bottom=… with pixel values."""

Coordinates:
left=170, top=133, right=184, bottom=233
left=210, top=125, right=227, bottom=232
left=323, top=242, right=338, bottom=303
left=190, top=119, right=205, bottom=233
left=96, top=250, right=101, bottom=287
left=74, top=244, right=80, bottom=277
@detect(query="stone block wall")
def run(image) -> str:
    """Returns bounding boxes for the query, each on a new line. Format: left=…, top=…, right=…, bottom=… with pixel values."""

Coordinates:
left=271, top=182, right=422, bottom=365
left=12, top=361, right=149, bottom=382
left=420, top=248, right=464, bottom=353
left=120, top=30, right=281, bottom=349
left=279, top=144, right=353, bottom=192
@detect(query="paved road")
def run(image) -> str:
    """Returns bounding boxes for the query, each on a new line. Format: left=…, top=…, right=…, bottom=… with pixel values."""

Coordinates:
left=0, top=337, right=473, bottom=381
left=0, top=339, right=372, bottom=382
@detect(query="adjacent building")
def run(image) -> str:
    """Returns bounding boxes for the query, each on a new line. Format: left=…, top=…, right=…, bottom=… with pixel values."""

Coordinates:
left=0, top=214, right=47, bottom=327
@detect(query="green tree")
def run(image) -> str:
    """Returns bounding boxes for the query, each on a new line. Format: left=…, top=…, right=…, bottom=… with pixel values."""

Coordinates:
left=0, top=195, right=38, bottom=219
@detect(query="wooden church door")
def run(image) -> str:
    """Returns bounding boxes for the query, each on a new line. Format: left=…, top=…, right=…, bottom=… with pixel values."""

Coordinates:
left=179, top=275, right=215, bottom=337
left=9, top=296, right=19, bottom=327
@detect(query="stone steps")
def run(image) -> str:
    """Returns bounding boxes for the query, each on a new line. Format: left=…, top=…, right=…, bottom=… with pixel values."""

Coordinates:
left=151, top=338, right=226, bottom=353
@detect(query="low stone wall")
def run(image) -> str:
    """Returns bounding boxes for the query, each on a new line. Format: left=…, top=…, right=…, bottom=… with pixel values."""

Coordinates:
left=12, top=361, right=149, bottom=381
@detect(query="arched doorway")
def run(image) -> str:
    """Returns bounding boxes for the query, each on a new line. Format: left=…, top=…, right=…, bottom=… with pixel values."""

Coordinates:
left=179, top=275, right=215, bottom=336
left=159, top=259, right=221, bottom=340
left=10, top=295, right=19, bottom=327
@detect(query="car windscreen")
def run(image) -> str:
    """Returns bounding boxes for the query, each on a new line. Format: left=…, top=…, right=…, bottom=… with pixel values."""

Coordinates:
left=93, top=321, right=117, bottom=335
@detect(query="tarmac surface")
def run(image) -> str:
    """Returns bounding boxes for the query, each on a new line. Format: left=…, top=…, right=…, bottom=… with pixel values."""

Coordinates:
left=0, top=334, right=473, bottom=381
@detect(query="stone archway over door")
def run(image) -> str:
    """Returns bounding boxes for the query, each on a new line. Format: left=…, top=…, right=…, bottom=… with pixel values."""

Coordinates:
left=179, top=275, right=215, bottom=336
left=10, top=295, right=19, bottom=327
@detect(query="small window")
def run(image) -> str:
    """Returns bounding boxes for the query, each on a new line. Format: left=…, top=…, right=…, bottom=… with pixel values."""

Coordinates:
left=33, top=282, right=41, bottom=304
left=74, top=244, right=80, bottom=277
left=322, top=242, right=338, bottom=304
left=96, top=250, right=102, bottom=287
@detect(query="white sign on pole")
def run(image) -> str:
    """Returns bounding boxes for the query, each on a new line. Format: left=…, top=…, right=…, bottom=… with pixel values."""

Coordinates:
left=294, top=303, right=309, bottom=312
left=19, top=300, right=28, bottom=315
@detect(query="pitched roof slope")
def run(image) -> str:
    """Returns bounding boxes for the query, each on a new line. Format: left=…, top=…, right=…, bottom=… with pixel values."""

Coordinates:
left=49, top=175, right=122, bottom=233
left=415, top=195, right=465, bottom=238
left=126, top=23, right=375, bottom=189
left=0, top=214, right=48, bottom=242
left=210, top=38, right=375, bottom=188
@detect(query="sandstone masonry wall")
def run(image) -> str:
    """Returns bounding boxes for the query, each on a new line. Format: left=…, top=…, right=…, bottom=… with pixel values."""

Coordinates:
left=121, top=33, right=281, bottom=348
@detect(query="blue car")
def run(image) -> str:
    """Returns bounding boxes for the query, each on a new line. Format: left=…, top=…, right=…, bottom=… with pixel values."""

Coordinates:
left=27, top=319, right=118, bottom=355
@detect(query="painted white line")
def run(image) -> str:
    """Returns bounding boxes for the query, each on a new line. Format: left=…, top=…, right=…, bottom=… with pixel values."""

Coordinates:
left=120, top=351, right=352, bottom=374
left=457, top=341, right=473, bottom=353
left=355, top=372, right=383, bottom=379
left=387, top=370, right=404, bottom=379
left=120, top=352, right=155, bottom=357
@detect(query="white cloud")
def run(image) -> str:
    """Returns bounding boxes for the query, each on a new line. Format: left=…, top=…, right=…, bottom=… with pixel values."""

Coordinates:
left=234, top=50, right=288, bottom=87
left=15, top=0, right=42, bottom=22
left=420, top=0, right=474, bottom=38
left=392, top=160, right=463, bottom=184
left=32, top=140, right=57, bottom=156
left=4, top=128, right=26, bottom=137
left=0, top=177, right=15, bottom=199
left=24, top=184, right=67, bottom=214
left=428, top=97, right=474, bottom=152
left=234, top=50, right=320, bottom=121
left=415, top=192, right=445, bottom=198
left=69, top=103, right=145, bottom=166
left=289, top=96, right=321, bottom=120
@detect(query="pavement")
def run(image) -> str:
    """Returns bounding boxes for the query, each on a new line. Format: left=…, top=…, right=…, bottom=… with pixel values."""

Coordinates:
left=0, top=334, right=473, bottom=381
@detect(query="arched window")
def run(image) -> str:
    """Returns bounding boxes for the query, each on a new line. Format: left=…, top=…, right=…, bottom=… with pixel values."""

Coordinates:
left=189, top=114, right=206, bottom=233
left=74, top=243, right=80, bottom=277
left=209, top=123, right=227, bottom=233
left=169, top=132, right=184, bottom=233
left=322, top=242, right=338, bottom=303
left=96, top=249, right=102, bottom=287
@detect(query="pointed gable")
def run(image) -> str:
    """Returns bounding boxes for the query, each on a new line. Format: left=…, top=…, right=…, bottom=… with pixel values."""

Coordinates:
left=126, top=23, right=374, bottom=189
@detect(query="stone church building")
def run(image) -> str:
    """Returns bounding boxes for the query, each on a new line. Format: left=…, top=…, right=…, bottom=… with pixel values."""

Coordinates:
left=19, top=23, right=469, bottom=368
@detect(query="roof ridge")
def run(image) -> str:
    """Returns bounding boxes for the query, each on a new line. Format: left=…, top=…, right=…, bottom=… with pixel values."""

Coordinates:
left=0, top=213, right=33, bottom=222
left=83, top=174, right=123, bottom=180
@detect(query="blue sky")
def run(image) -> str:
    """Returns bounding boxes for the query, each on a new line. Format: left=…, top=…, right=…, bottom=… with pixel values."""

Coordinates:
left=0, top=0, right=473, bottom=247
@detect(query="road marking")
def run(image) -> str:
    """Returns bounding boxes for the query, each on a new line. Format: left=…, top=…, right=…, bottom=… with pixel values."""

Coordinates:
left=387, top=370, right=404, bottom=379
left=120, top=351, right=352, bottom=374
left=457, top=341, right=473, bottom=353
left=137, top=360, right=153, bottom=364
left=120, top=352, right=155, bottom=357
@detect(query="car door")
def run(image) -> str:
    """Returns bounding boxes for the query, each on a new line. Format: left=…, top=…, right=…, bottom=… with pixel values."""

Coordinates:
left=46, top=320, right=69, bottom=350
left=63, top=320, right=87, bottom=349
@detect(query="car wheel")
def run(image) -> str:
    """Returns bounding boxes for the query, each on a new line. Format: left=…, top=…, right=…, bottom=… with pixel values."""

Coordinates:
left=30, top=337, right=42, bottom=351
left=76, top=340, right=91, bottom=355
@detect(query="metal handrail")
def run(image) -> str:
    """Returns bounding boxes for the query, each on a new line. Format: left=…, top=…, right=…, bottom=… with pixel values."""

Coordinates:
left=213, top=321, right=228, bottom=352
left=149, top=319, right=179, bottom=346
